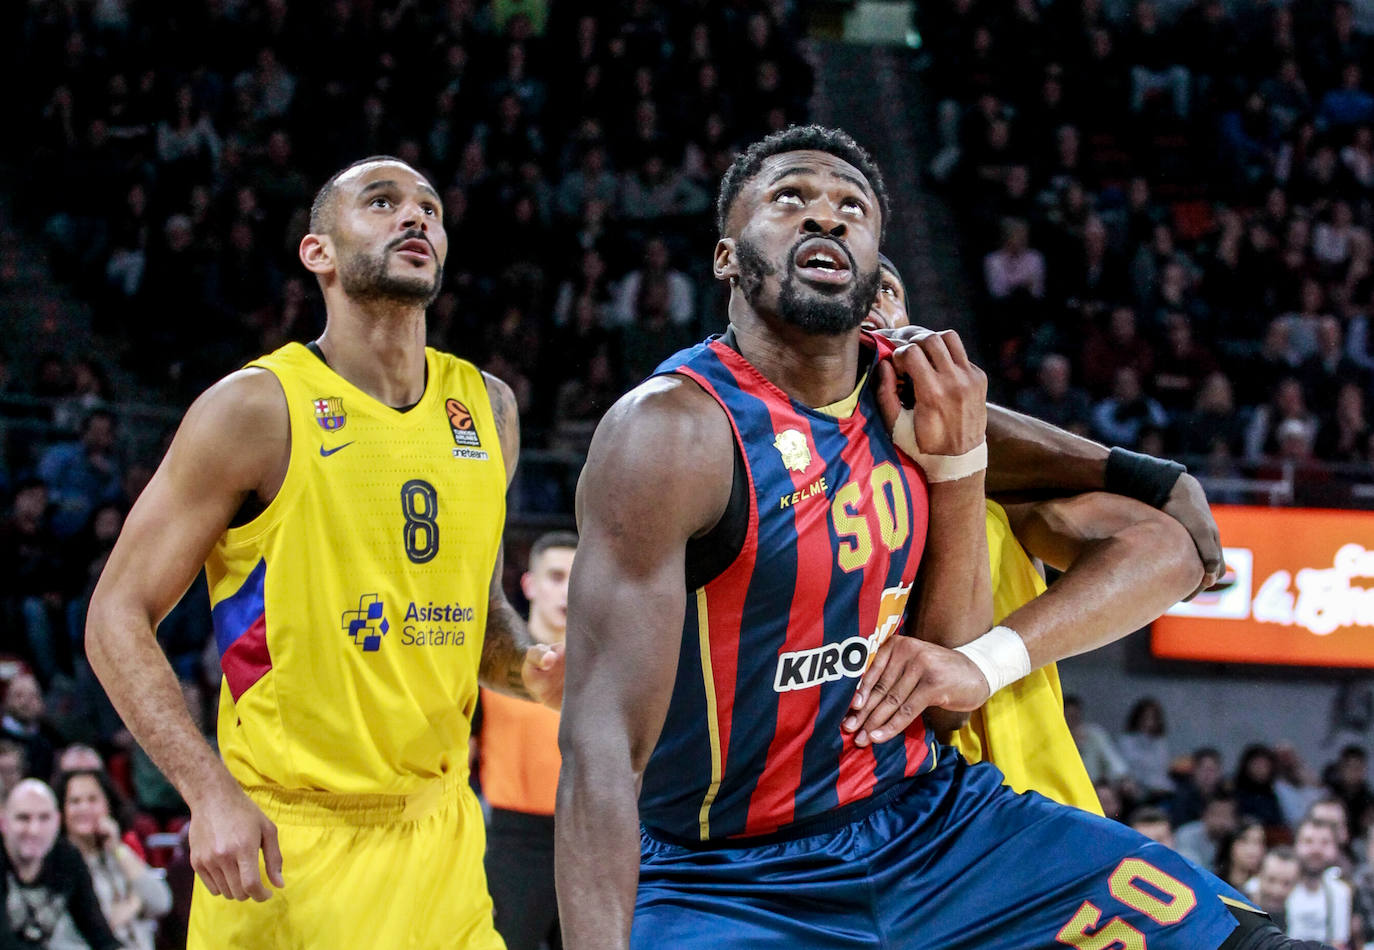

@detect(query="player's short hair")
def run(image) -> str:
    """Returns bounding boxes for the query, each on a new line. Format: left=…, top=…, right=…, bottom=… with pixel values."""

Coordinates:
left=1128, top=806, right=1170, bottom=827
left=530, top=530, right=578, bottom=566
left=715, top=125, right=890, bottom=238
left=309, top=154, right=413, bottom=234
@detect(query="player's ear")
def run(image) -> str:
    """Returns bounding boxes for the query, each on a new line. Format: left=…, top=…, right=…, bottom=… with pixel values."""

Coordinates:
left=520, top=571, right=535, bottom=602
left=299, top=232, right=334, bottom=277
left=714, top=238, right=739, bottom=285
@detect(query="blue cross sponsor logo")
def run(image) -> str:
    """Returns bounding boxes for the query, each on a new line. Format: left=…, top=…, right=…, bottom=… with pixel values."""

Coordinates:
left=342, top=594, right=389, bottom=652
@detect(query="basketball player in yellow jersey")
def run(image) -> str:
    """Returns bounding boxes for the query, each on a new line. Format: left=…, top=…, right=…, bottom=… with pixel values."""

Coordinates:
left=84, top=156, right=562, bottom=949
left=863, top=256, right=1204, bottom=812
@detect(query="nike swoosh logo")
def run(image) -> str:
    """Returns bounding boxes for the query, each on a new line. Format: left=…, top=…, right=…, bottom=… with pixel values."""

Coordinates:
left=319, top=442, right=354, bottom=457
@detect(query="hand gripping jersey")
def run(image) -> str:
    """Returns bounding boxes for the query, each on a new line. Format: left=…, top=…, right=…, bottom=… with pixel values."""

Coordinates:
left=204, top=343, right=506, bottom=796
left=641, top=333, right=933, bottom=841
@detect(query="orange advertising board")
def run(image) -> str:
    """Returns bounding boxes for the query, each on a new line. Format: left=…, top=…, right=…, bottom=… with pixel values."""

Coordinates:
left=1152, top=505, right=1374, bottom=667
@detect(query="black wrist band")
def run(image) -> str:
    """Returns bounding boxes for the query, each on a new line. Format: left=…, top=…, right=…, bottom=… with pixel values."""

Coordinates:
left=1104, top=447, right=1186, bottom=509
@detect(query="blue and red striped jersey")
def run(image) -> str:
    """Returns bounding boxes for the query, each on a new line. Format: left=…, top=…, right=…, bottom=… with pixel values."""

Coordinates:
left=639, top=333, right=934, bottom=842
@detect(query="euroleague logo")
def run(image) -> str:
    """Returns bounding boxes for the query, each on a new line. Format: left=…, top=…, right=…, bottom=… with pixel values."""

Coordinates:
left=446, top=398, right=480, bottom=446
left=445, top=398, right=489, bottom=460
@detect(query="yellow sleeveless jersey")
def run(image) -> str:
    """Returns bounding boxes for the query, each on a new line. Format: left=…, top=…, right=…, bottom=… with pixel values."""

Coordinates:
left=949, top=501, right=1101, bottom=814
left=205, top=343, right=506, bottom=796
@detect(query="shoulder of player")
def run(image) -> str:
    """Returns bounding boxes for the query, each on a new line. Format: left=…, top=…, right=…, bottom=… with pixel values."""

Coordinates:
left=580, top=375, right=733, bottom=535
left=170, top=368, right=287, bottom=483
left=480, top=370, right=520, bottom=477
left=183, top=367, right=286, bottom=440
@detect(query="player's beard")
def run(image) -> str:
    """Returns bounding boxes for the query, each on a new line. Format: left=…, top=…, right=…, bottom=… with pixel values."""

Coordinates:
left=735, top=237, right=879, bottom=335
left=338, top=238, right=444, bottom=307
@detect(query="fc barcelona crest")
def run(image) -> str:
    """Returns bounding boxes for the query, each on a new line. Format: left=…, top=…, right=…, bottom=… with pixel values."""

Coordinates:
left=313, top=397, right=346, bottom=431
left=773, top=429, right=812, bottom=473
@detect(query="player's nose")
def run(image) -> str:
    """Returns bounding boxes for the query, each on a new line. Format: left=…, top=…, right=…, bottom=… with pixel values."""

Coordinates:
left=802, top=212, right=846, bottom=239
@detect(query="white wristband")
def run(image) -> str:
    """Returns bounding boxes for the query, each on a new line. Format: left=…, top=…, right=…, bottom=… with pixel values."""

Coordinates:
left=891, top=408, right=988, bottom=482
left=954, top=625, right=1032, bottom=696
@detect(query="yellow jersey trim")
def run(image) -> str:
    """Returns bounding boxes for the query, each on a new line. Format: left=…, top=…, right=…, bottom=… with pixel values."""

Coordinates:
left=813, top=371, right=870, bottom=419
left=696, top=588, right=723, bottom=840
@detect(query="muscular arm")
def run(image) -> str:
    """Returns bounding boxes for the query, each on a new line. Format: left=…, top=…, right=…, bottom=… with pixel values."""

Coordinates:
left=985, top=404, right=1221, bottom=593
left=87, top=371, right=282, bottom=810
left=999, top=492, right=1204, bottom=668
left=476, top=372, right=548, bottom=703
left=556, top=378, right=731, bottom=950
left=86, top=369, right=286, bottom=900
left=984, top=404, right=1108, bottom=495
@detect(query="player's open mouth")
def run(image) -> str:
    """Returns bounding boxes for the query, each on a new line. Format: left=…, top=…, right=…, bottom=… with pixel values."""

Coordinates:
left=794, top=238, right=852, bottom=287
left=394, top=239, right=432, bottom=263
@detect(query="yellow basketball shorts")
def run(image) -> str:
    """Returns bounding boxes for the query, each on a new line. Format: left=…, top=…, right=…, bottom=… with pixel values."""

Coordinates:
left=187, top=772, right=504, bottom=950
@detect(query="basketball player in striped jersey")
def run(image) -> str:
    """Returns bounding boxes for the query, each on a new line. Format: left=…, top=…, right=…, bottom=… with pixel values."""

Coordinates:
left=557, top=126, right=1329, bottom=950
left=86, top=156, right=561, bottom=949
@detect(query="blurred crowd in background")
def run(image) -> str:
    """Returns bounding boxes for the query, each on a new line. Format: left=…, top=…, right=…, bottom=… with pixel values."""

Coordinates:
left=4, top=0, right=1374, bottom=945
left=922, top=0, right=1374, bottom=506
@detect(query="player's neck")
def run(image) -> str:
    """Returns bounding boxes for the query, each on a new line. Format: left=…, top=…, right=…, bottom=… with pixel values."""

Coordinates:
left=316, top=302, right=428, bottom=409
left=727, top=304, right=861, bottom=409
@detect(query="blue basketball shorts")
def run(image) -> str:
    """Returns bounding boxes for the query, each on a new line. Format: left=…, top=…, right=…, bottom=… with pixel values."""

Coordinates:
left=633, top=748, right=1250, bottom=950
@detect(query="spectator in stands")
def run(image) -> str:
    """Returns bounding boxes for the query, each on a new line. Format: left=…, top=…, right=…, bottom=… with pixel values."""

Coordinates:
left=1276, top=743, right=1329, bottom=830
left=1309, top=797, right=1357, bottom=880
left=1251, top=846, right=1301, bottom=930
left=1128, top=805, right=1175, bottom=848
left=1176, top=792, right=1240, bottom=870
left=1092, top=367, right=1169, bottom=449
left=1117, top=697, right=1174, bottom=801
left=618, top=152, right=710, bottom=223
left=1063, top=695, right=1129, bottom=786
left=1151, top=312, right=1218, bottom=413
left=983, top=217, right=1045, bottom=301
left=0, top=742, right=26, bottom=803
left=1172, top=747, right=1229, bottom=826
left=609, top=237, right=695, bottom=329
left=1124, top=0, right=1191, bottom=119
left=1215, top=818, right=1268, bottom=892
left=1328, top=746, right=1374, bottom=838
left=1080, top=305, right=1156, bottom=397
left=36, top=408, right=121, bottom=540
left=1245, top=376, right=1320, bottom=461
left=1302, top=318, right=1364, bottom=414
left=1095, top=778, right=1123, bottom=821
left=1176, top=373, right=1246, bottom=457
left=0, top=779, right=117, bottom=948
left=56, top=769, right=170, bottom=950
left=1235, top=744, right=1288, bottom=830
left=1287, top=816, right=1354, bottom=947
left=1013, top=353, right=1093, bottom=432
left=1320, top=62, right=1374, bottom=130
left=1317, top=382, right=1371, bottom=463
left=0, top=479, right=67, bottom=679
left=1, top=674, right=55, bottom=783
left=55, top=745, right=103, bottom=778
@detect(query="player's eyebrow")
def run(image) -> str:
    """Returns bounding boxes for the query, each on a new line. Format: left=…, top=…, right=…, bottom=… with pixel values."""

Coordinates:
left=359, top=179, right=441, bottom=202
left=766, top=166, right=872, bottom=198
